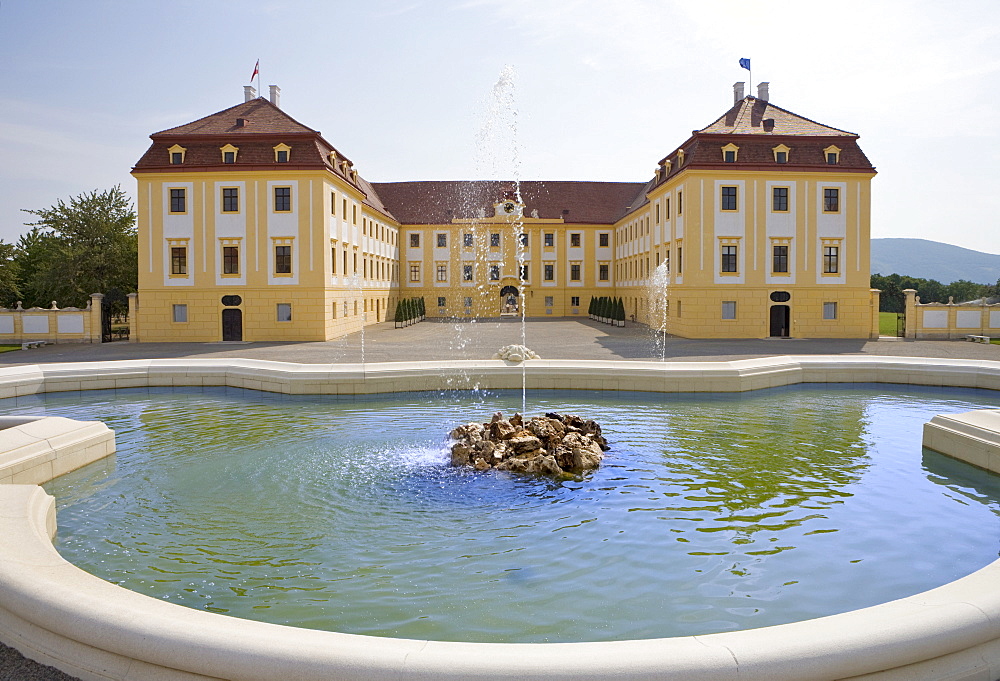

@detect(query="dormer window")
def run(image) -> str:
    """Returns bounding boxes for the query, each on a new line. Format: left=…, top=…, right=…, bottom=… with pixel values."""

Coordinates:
left=721, top=143, right=740, bottom=163
left=273, top=143, right=291, bottom=163
left=220, top=143, right=239, bottom=164
left=676, top=149, right=686, bottom=167
left=824, top=145, right=842, bottom=165
left=167, top=144, right=186, bottom=165
left=772, top=143, right=790, bottom=163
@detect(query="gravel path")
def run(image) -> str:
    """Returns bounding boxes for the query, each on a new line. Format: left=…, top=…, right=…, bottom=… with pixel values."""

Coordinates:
left=1, top=319, right=996, bottom=680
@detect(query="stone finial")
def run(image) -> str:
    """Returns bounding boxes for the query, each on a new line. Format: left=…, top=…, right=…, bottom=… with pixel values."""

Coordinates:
left=50, top=301, right=58, bottom=310
left=15, top=301, right=22, bottom=310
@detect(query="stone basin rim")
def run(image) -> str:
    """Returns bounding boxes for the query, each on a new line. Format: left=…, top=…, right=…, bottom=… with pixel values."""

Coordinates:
left=0, top=355, right=999, bottom=681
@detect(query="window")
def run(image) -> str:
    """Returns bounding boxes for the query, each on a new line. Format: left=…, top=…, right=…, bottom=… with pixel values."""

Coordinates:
left=409, top=264, right=420, bottom=282
left=678, top=191, right=683, bottom=215
left=824, top=188, right=840, bottom=212
left=827, top=153, right=837, bottom=164
left=489, top=265, right=500, bottom=280
left=436, top=264, right=447, bottom=282
left=223, top=246, right=239, bottom=275
left=570, top=233, right=581, bottom=247
left=221, top=143, right=239, bottom=164
left=665, top=197, right=671, bottom=219
left=276, top=304, right=292, bottom=322
left=722, top=245, right=738, bottom=273
left=437, top=296, right=446, bottom=307
left=274, top=187, right=291, bottom=212
left=599, top=264, right=609, bottom=281
left=724, top=150, right=735, bottom=163
left=463, top=233, right=473, bottom=247
left=490, top=233, right=500, bottom=247
left=331, top=246, right=336, bottom=274
left=273, top=142, right=291, bottom=163
left=352, top=205, right=357, bottom=224
left=570, top=264, right=581, bottom=281
left=655, top=204, right=660, bottom=223
left=677, top=246, right=683, bottom=273
left=172, top=304, right=187, bottom=322
left=544, top=264, right=554, bottom=281
left=331, top=302, right=338, bottom=319
left=824, top=145, right=841, bottom=165
left=545, top=296, right=553, bottom=307
left=330, top=192, right=336, bottom=215
left=823, top=246, right=840, bottom=274
left=721, top=186, right=737, bottom=211
left=410, top=233, right=420, bottom=247
left=772, top=245, right=789, bottom=273
left=170, top=246, right=187, bottom=275
left=222, top=187, right=239, bottom=213
left=721, top=142, right=739, bottom=162
left=169, top=188, right=186, bottom=213
left=462, top=264, right=473, bottom=281
left=276, top=150, right=288, bottom=163
left=722, top=301, right=736, bottom=320
left=599, top=233, right=609, bottom=247
left=463, top=297, right=472, bottom=308
left=519, top=232, right=529, bottom=247
left=167, top=144, right=185, bottom=164
left=775, top=151, right=787, bottom=164
left=773, top=187, right=789, bottom=212
left=436, top=233, right=447, bottom=247
left=275, top=245, right=291, bottom=274
left=544, top=233, right=554, bottom=247
left=571, top=296, right=580, bottom=306
left=823, top=302, right=838, bottom=320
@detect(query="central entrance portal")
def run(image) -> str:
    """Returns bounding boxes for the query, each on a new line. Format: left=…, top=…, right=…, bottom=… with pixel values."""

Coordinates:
left=499, top=285, right=519, bottom=316
left=222, top=309, right=243, bottom=341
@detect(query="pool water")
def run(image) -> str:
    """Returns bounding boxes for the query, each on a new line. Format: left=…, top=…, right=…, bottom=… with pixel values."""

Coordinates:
left=4, top=385, right=999, bottom=643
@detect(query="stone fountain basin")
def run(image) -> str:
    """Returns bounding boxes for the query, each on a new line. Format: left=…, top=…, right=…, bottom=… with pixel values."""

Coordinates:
left=0, top=356, right=999, bottom=681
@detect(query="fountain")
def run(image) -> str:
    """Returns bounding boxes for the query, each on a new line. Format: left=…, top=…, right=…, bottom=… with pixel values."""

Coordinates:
left=647, top=261, right=670, bottom=361
left=1, top=357, right=1000, bottom=680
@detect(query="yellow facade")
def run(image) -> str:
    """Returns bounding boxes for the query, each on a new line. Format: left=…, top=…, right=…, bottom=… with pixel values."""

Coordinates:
left=133, top=83, right=876, bottom=341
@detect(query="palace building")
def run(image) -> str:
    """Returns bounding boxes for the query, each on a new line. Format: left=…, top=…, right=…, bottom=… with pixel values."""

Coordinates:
left=131, top=82, right=877, bottom=342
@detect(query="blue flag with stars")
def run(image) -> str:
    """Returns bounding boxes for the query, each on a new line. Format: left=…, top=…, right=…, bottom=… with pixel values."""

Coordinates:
left=739, top=58, right=750, bottom=70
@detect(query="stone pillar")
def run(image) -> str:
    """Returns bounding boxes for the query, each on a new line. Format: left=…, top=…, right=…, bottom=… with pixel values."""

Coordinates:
left=89, top=293, right=104, bottom=344
left=127, top=293, right=139, bottom=343
left=869, top=289, right=881, bottom=339
left=903, top=289, right=918, bottom=339
left=47, top=302, right=59, bottom=344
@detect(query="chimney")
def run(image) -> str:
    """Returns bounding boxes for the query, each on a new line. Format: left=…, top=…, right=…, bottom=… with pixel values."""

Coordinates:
left=244, top=85, right=257, bottom=102
left=236, top=118, right=247, bottom=128
left=757, top=81, right=769, bottom=102
left=269, top=85, right=281, bottom=108
left=733, top=81, right=745, bottom=104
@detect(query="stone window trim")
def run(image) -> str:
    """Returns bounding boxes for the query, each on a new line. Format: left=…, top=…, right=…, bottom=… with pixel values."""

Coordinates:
left=722, top=301, right=737, bottom=320
left=721, top=185, right=738, bottom=211
left=599, top=233, right=610, bottom=247
left=598, top=263, right=610, bottom=281
left=220, top=238, right=242, bottom=277
left=273, top=186, right=292, bottom=213
left=276, top=303, right=292, bottom=322
left=167, top=144, right=186, bottom=165
left=167, top=239, right=189, bottom=278
left=409, top=232, right=420, bottom=248
left=271, top=237, right=294, bottom=277
left=221, top=187, right=239, bottom=213
left=220, top=143, right=239, bottom=164
left=436, top=263, right=448, bottom=282
left=823, top=187, right=841, bottom=213
left=772, top=143, right=790, bottom=164
left=273, top=143, right=291, bottom=163
left=721, top=142, right=740, bottom=163
left=409, top=263, right=420, bottom=283
left=544, top=233, right=555, bottom=248
left=824, top=145, right=842, bottom=165
left=771, top=238, right=791, bottom=276
left=570, top=263, right=581, bottom=281
left=823, top=301, right=838, bottom=320
left=436, top=233, right=447, bottom=248
left=168, top=187, right=187, bottom=214
left=171, top=304, right=188, bottom=323
left=570, top=233, right=581, bottom=248
left=822, top=239, right=842, bottom=275
left=719, top=238, right=740, bottom=275
left=772, top=186, right=790, bottom=212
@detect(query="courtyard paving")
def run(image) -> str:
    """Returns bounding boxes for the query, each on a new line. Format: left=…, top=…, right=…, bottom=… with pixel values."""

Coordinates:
left=0, top=318, right=997, bottom=680
left=1, top=317, right=998, bottom=366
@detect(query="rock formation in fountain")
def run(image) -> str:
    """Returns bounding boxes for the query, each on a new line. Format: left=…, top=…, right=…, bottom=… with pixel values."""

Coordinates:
left=450, top=411, right=609, bottom=476
left=493, top=344, right=539, bottom=362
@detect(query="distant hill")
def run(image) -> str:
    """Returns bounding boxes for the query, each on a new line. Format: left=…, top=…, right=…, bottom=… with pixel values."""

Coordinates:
left=871, top=238, right=1000, bottom=284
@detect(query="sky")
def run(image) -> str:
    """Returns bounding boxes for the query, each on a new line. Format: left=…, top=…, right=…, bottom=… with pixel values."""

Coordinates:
left=1, top=0, right=999, bottom=254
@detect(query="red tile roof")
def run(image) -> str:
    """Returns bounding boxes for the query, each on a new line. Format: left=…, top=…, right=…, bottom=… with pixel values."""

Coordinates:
left=369, top=181, right=649, bottom=226
left=698, top=97, right=856, bottom=136
left=153, top=98, right=317, bottom=136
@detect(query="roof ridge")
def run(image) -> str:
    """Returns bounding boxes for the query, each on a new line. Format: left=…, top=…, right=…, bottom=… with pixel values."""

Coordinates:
left=151, top=98, right=317, bottom=137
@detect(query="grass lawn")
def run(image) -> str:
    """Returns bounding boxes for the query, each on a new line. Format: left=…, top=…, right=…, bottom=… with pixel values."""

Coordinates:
left=0, top=346, right=21, bottom=353
left=879, top=312, right=901, bottom=337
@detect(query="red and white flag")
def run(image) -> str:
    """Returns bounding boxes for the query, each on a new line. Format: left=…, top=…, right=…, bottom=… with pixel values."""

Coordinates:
left=250, top=60, right=259, bottom=84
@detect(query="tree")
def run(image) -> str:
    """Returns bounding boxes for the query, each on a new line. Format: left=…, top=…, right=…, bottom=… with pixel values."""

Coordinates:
left=0, top=241, right=19, bottom=308
left=20, top=186, right=137, bottom=308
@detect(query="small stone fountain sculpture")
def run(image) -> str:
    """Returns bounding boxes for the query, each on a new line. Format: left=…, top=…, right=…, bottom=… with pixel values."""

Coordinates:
left=450, top=411, right=608, bottom=476
left=493, top=344, right=539, bottom=363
